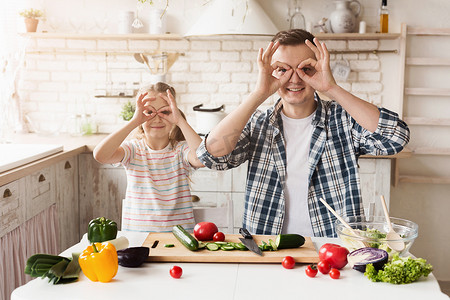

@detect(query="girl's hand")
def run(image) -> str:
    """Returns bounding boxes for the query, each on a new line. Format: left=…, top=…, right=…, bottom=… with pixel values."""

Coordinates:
left=254, top=41, right=293, bottom=99
left=296, top=38, right=337, bottom=94
left=131, top=92, right=157, bottom=125
left=157, top=89, right=183, bottom=126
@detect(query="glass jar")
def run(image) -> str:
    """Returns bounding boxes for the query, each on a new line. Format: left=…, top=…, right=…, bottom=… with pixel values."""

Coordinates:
left=289, top=6, right=306, bottom=30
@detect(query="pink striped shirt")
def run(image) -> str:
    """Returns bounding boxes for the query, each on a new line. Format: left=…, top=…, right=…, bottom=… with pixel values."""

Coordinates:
left=119, top=139, right=195, bottom=232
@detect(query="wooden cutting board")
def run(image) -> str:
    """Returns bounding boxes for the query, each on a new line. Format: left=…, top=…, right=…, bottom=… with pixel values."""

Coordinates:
left=142, top=233, right=319, bottom=263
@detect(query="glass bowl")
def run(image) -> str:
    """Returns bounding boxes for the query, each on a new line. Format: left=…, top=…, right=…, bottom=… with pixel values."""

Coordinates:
left=335, top=216, right=418, bottom=256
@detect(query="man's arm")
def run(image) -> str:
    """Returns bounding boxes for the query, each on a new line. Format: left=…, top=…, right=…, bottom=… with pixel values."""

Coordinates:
left=206, top=42, right=293, bottom=157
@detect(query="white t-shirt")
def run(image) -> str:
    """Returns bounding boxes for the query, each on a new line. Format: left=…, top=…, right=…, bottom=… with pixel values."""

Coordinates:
left=281, top=111, right=315, bottom=236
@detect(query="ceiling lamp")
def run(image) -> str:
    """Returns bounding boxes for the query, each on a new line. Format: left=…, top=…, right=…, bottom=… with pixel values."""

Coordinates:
left=184, top=0, right=278, bottom=37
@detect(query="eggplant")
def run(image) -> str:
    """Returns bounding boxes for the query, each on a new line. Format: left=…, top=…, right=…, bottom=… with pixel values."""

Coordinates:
left=117, top=247, right=150, bottom=268
left=347, top=247, right=388, bottom=273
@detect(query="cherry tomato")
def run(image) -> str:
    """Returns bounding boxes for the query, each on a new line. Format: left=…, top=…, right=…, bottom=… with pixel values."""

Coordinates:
left=329, top=268, right=341, bottom=279
left=317, top=260, right=331, bottom=274
left=193, top=222, right=218, bottom=241
left=318, top=243, right=349, bottom=270
left=169, top=266, right=183, bottom=279
left=281, top=256, right=296, bottom=269
left=213, top=232, right=225, bottom=242
left=305, top=264, right=318, bottom=278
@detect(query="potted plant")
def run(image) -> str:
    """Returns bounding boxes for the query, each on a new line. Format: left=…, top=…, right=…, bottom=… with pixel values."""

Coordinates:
left=19, top=8, right=44, bottom=32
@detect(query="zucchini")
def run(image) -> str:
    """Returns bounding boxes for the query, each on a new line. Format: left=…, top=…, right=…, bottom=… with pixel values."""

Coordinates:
left=172, top=225, right=199, bottom=251
left=275, top=234, right=305, bottom=249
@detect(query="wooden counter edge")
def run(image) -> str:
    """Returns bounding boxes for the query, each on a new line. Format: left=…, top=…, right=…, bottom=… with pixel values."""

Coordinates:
left=0, top=145, right=89, bottom=186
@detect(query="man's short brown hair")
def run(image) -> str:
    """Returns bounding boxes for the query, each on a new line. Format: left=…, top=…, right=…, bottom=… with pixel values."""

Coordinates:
left=271, top=29, right=315, bottom=46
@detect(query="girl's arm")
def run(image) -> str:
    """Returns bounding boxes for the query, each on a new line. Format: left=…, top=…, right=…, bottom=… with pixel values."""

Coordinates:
left=159, top=90, right=204, bottom=168
left=93, top=92, right=155, bottom=164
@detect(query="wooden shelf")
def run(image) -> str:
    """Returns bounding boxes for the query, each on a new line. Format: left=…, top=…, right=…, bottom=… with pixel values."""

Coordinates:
left=404, top=117, right=450, bottom=126
left=399, top=175, right=450, bottom=184
left=413, top=147, right=450, bottom=156
left=19, top=32, right=400, bottom=41
left=405, top=88, right=450, bottom=96
left=19, top=32, right=183, bottom=40
left=407, top=57, right=450, bottom=66
left=407, top=27, right=450, bottom=36
left=315, top=33, right=400, bottom=40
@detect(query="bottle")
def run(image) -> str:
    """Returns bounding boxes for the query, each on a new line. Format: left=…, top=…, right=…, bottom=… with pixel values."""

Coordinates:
left=379, top=0, right=389, bottom=33
left=289, top=0, right=306, bottom=30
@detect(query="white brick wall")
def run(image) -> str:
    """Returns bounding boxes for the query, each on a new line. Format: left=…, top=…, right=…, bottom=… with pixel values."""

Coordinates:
left=19, top=36, right=387, bottom=134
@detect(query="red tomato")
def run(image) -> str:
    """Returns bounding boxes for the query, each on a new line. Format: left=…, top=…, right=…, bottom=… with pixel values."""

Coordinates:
left=329, top=268, right=340, bottom=279
left=213, top=232, right=225, bottom=242
left=193, top=222, right=218, bottom=241
left=169, top=266, right=183, bottom=279
left=317, top=260, right=331, bottom=274
left=318, top=243, right=349, bottom=270
left=305, top=264, right=318, bottom=278
left=281, top=256, right=296, bottom=269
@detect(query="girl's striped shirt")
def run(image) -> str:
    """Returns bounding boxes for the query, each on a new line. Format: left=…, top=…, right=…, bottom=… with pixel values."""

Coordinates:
left=119, top=139, right=195, bottom=232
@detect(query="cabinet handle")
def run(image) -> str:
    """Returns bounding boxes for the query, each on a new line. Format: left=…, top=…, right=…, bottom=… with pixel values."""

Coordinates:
left=38, top=174, right=46, bottom=182
left=64, top=161, right=72, bottom=169
left=191, top=195, right=200, bottom=202
left=3, top=189, right=12, bottom=198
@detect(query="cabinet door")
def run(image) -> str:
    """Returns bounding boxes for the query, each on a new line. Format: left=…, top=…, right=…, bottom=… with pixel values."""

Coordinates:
left=55, top=157, right=79, bottom=251
left=0, top=178, right=26, bottom=238
left=26, top=166, right=56, bottom=221
left=359, top=158, right=391, bottom=217
left=78, top=154, right=127, bottom=234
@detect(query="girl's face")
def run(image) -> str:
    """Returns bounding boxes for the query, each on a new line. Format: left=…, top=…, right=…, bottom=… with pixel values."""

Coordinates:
left=141, top=91, right=174, bottom=141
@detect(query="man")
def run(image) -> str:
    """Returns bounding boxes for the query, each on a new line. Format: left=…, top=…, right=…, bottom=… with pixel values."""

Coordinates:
left=196, top=29, right=410, bottom=237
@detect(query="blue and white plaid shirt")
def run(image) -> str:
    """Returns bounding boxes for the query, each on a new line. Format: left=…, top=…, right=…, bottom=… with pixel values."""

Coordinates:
left=197, top=95, right=410, bottom=237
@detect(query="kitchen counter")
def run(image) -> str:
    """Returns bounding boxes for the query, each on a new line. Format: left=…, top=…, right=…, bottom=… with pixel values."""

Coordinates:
left=11, top=232, right=447, bottom=300
left=0, top=133, right=412, bottom=187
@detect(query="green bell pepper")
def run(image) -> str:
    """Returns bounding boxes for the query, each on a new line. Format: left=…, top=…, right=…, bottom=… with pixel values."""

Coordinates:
left=87, top=217, right=118, bottom=243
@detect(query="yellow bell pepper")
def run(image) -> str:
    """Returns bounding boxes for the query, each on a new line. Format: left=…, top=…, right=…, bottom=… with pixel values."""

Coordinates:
left=79, top=242, right=118, bottom=283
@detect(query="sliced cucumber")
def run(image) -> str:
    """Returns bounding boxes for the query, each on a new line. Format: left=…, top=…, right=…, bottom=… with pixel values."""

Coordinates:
left=268, top=239, right=277, bottom=251
left=164, top=244, right=175, bottom=248
left=206, top=243, right=219, bottom=251
left=275, top=234, right=305, bottom=249
left=221, top=245, right=235, bottom=251
left=198, top=241, right=207, bottom=249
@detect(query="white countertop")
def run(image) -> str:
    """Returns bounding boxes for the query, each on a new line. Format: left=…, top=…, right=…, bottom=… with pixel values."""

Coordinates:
left=11, top=232, right=448, bottom=300
left=0, top=144, right=63, bottom=173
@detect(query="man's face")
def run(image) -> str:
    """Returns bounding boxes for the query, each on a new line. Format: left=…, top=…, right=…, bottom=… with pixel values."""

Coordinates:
left=272, top=44, right=317, bottom=106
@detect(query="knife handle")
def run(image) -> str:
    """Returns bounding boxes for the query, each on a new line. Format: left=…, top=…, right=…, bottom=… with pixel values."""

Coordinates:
left=239, top=228, right=252, bottom=239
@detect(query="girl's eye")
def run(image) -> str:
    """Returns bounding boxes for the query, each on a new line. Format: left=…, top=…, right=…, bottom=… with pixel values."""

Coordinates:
left=279, top=68, right=287, bottom=73
left=160, top=110, right=171, bottom=115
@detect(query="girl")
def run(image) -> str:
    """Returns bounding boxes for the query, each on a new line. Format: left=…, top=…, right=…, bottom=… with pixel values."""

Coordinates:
left=93, top=82, right=204, bottom=232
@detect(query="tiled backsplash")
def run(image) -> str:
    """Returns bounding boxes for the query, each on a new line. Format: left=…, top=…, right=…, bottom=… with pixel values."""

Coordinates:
left=19, top=36, right=383, bottom=134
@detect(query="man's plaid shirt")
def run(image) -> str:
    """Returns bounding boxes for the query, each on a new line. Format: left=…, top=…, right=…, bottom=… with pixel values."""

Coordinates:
left=197, top=95, right=410, bottom=237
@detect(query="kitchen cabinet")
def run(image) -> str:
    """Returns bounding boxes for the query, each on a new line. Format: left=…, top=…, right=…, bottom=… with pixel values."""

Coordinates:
left=78, top=153, right=127, bottom=233
left=0, top=178, right=26, bottom=238
left=55, top=157, right=80, bottom=251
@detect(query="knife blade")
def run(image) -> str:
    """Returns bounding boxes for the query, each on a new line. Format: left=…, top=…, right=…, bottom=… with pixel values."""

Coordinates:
left=239, top=228, right=263, bottom=256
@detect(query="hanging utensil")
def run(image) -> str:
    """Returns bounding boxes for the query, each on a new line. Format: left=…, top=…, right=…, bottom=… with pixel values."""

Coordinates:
left=133, top=53, right=154, bottom=74
left=379, top=195, right=405, bottom=252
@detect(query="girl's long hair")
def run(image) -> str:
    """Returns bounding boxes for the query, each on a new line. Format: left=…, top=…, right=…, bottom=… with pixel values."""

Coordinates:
left=134, top=82, right=186, bottom=147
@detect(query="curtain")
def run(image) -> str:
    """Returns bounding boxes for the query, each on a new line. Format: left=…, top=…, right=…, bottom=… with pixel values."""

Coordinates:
left=0, top=204, right=59, bottom=300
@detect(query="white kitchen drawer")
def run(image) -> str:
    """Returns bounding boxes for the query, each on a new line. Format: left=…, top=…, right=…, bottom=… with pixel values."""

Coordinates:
left=191, top=191, right=231, bottom=208
left=190, top=168, right=232, bottom=192
left=26, top=166, right=56, bottom=220
left=231, top=162, right=248, bottom=193
left=231, top=192, right=246, bottom=230
left=0, top=179, right=26, bottom=237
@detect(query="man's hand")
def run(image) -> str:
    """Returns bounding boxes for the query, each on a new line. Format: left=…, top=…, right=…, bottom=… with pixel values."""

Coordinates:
left=296, top=38, right=337, bottom=96
left=254, top=41, right=293, bottom=100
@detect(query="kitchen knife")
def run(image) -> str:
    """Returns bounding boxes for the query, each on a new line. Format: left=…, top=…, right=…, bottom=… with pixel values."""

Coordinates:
left=239, top=228, right=263, bottom=256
